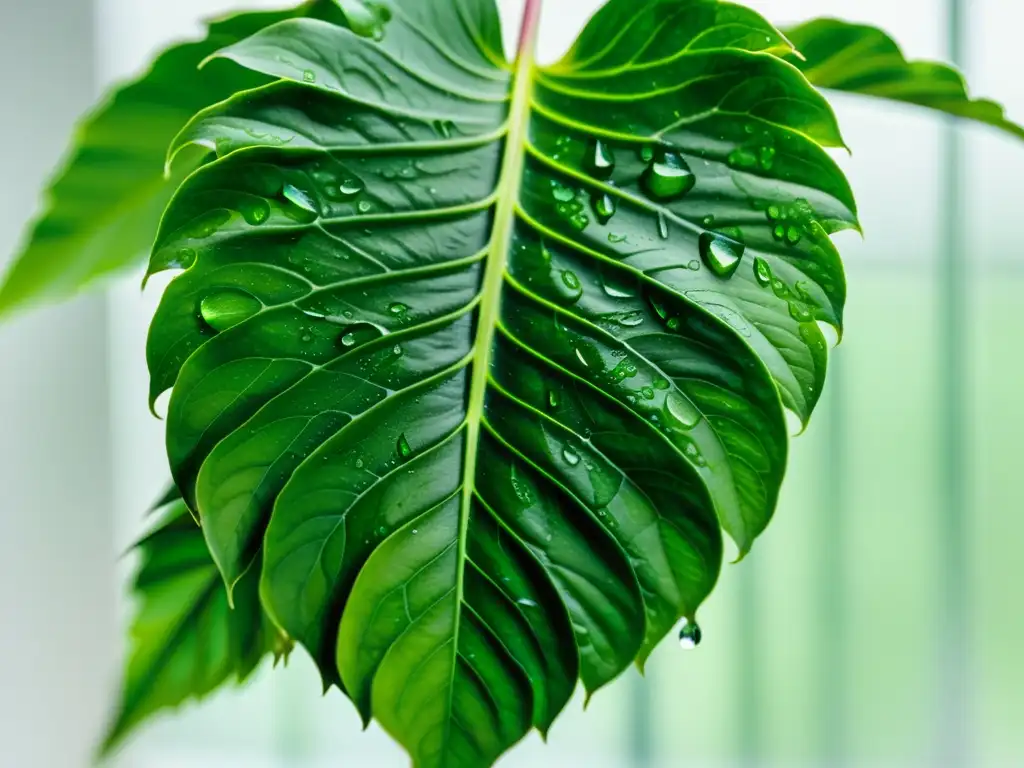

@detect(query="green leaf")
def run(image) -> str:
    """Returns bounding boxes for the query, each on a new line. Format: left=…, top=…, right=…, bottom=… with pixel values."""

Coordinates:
left=145, top=0, right=856, bottom=765
left=101, top=497, right=290, bottom=755
left=785, top=18, right=1024, bottom=141
left=0, top=2, right=348, bottom=318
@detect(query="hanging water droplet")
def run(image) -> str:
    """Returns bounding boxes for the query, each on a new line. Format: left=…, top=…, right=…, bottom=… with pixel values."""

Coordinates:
left=302, top=69, right=316, bottom=83
left=562, top=447, right=581, bottom=467
left=678, top=618, right=702, bottom=650
left=240, top=198, right=271, bottom=226
left=657, top=211, right=669, bottom=240
left=397, top=433, right=412, bottom=459
left=666, top=391, right=701, bottom=429
left=753, top=256, right=772, bottom=287
left=699, top=230, right=746, bottom=278
left=592, top=192, right=616, bottom=224
left=584, top=138, right=616, bottom=179
left=642, top=151, right=696, bottom=201
left=199, top=289, right=261, bottom=333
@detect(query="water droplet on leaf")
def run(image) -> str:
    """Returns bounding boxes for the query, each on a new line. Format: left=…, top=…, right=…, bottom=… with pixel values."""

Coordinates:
left=199, top=289, right=261, bottom=333
left=397, top=433, right=412, bottom=459
left=592, top=192, right=616, bottom=224
left=642, top=151, right=696, bottom=201
left=667, top=391, right=701, bottom=429
left=562, top=447, right=581, bottom=466
left=699, top=231, right=745, bottom=278
left=584, top=138, right=616, bottom=179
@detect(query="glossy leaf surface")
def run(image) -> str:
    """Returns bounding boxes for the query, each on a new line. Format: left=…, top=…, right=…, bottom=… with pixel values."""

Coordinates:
left=147, top=0, right=857, bottom=765
left=102, top=498, right=288, bottom=754
left=787, top=18, right=1024, bottom=141
left=0, top=1, right=346, bottom=317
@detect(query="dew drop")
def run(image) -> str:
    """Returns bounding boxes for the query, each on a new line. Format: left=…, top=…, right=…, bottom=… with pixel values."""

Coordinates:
left=600, top=270, right=635, bottom=299
left=388, top=302, right=409, bottom=316
left=562, top=447, right=581, bottom=467
left=699, top=230, right=746, bottom=279
left=517, top=598, right=539, bottom=609
left=759, top=145, right=776, bottom=170
left=639, top=145, right=655, bottom=164
left=551, top=182, right=575, bottom=203
left=339, top=178, right=365, bottom=199
left=357, top=201, right=373, bottom=213
left=175, top=247, right=197, bottom=269
left=728, top=148, right=758, bottom=169
left=657, top=211, right=669, bottom=240
left=336, top=322, right=384, bottom=349
left=753, top=256, right=773, bottom=287
left=788, top=301, right=813, bottom=322
left=547, top=390, right=560, bottom=409
left=198, top=289, right=262, bottom=333
left=608, top=232, right=627, bottom=244
left=584, top=138, right=616, bottom=180
left=592, top=192, right=616, bottom=224
left=282, top=183, right=318, bottom=217
left=785, top=225, right=802, bottom=245
left=240, top=198, right=271, bottom=226
left=615, top=311, right=645, bottom=328
left=355, top=458, right=365, bottom=469
left=302, top=69, right=316, bottom=83
left=666, top=391, right=702, bottom=429
left=397, top=433, right=412, bottom=460
left=642, top=151, right=696, bottom=201
left=678, top=618, right=702, bottom=650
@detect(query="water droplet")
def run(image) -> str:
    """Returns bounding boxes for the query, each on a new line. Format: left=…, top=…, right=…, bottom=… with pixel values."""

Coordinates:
left=517, top=598, right=538, bottom=609
left=600, top=271, right=635, bottom=298
left=355, top=457, right=365, bottom=469
left=614, top=311, right=645, bottom=328
left=666, top=392, right=701, bottom=429
left=282, top=183, right=318, bottom=216
left=678, top=618, right=702, bottom=650
left=547, top=390, right=560, bottom=409
left=197, top=288, right=261, bottom=336
left=766, top=204, right=782, bottom=222
left=240, top=198, right=270, bottom=226
left=753, top=257, right=772, bottom=287
left=175, top=248, right=197, bottom=268
left=699, top=231, right=745, bottom=278
left=785, top=225, right=802, bottom=245
left=788, top=301, right=813, bottom=322
left=728, top=148, right=758, bottom=169
left=639, top=145, right=655, bottom=164
left=393, top=344, right=403, bottom=356
left=346, top=1, right=390, bottom=40
left=759, top=145, right=776, bottom=170
left=702, top=214, right=715, bottom=228
left=657, top=211, right=669, bottom=239
left=592, top=192, right=616, bottom=224
left=642, top=151, right=696, bottom=201
left=336, top=322, right=384, bottom=349
left=357, top=201, right=373, bottom=214
left=434, top=119, right=453, bottom=139
left=339, top=178, right=364, bottom=199
left=302, top=69, right=316, bottom=83
left=584, top=138, right=616, bottom=179
left=773, top=224, right=786, bottom=241
left=608, top=232, right=627, bottom=244
left=397, top=433, right=412, bottom=459
left=551, top=182, right=575, bottom=203
left=569, top=213, right=590, bottom=232
left=562, top=447, right=581, bottom=466
left=388, top=302, right=409, bottom=316
left=575, top=348, right=589, bottom=368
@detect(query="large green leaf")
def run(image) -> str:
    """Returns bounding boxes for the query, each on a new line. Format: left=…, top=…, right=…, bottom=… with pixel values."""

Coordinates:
left=101, top=497, right=289, bottom=754
left=785, top=18, right=1024, bottom=141
left=146, top=0, right=856, bottom=765
left=0, top=1, right=348, bottom=318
